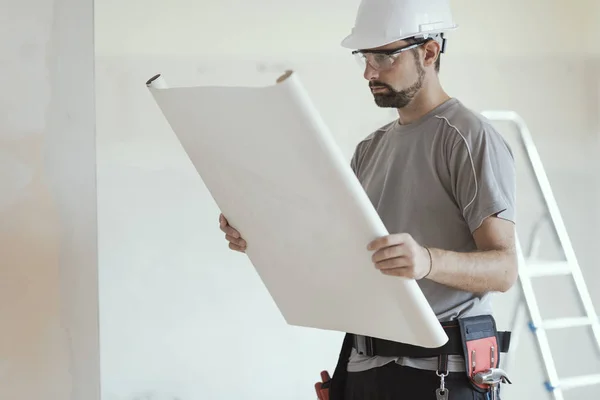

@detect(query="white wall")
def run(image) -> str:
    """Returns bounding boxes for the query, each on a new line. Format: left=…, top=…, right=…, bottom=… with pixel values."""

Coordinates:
left=95, top=1, right=600, bottom=399
left=0, top=0, right=100, bottom=399
left=449, top=0, right=598, bottom=56
left=94, top=0, right=596, bottom=57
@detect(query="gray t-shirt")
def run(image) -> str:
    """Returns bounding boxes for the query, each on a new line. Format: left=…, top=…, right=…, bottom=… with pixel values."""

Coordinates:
left=347, top=98, right=516, bottom=373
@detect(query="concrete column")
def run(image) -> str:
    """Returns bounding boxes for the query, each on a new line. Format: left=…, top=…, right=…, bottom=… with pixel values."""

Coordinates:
left=0, top=0, right=100, bottom=399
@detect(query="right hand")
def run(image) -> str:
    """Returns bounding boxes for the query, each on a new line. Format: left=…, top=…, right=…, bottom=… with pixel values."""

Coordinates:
left=219, top=213, right=247, bottom=253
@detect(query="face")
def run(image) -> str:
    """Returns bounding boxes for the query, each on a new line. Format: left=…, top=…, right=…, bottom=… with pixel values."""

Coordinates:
left=357, top=40, right=429, bottom=109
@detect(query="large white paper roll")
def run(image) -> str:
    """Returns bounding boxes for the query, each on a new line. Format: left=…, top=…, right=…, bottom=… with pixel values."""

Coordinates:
left=146, top=71, right=447, bottom=348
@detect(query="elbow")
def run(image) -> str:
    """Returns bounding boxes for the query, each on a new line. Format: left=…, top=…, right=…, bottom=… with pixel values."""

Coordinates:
left=497, top=252, right=519, bottom=293
left=497, top=269, right=518, bottom=293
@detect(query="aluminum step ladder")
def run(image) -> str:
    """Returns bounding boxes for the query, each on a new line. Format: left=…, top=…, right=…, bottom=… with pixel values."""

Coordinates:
left=480, top=111, right=600, bottom=400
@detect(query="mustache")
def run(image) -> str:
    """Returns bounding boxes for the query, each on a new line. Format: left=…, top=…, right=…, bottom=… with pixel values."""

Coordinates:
left=369, top=81, right=395, bottom=91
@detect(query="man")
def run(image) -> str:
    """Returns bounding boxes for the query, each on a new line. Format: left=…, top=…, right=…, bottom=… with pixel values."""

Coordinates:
left=220, top=0, right=518, bottom=398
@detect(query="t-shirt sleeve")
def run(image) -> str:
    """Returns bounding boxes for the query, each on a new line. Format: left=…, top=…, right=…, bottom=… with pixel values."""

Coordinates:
left=350, top=141, right=366, bottom=176
left=350, top=150, right=360, bottom=175
left=448, top=123, right=516, bottom=233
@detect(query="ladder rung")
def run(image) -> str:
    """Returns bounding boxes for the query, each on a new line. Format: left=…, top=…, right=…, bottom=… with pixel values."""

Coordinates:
left=524, top=261, right=571, bottom=277
left=553, top=374, right=600, bottom=391
left=540, top=317, right=596, bottom=330
left=484, top=112, right=600, bottom=398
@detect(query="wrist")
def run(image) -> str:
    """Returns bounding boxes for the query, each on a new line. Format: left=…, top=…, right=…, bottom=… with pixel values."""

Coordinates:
left=421, top=246, right=433, bottom=280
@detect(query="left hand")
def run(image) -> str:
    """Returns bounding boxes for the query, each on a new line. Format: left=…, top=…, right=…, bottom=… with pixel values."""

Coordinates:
left=367, top=233, right=431, bottom=280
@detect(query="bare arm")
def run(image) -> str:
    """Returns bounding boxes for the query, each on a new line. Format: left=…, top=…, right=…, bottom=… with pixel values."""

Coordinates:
left=369, top=214, right=518, bottom=294
left=426, top=215, right=518, bottom=293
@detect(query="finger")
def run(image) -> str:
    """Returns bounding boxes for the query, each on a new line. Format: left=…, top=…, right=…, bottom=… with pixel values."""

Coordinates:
left=381, top=267, right=414, bottom=278
left=220, top=224, right=241, bottom=238
left=226, top=234, right=246, bottom=247
left=367, top=233, right=409, bottom=251
left=320, top=370, right=331, bottom=383
left=218, top=215, right=240, bottom=237
left=375, top=256, right=409, bottom=270
left=372, top=244, right=406, bottom=263
left=228, top=242, right=246, bottom=252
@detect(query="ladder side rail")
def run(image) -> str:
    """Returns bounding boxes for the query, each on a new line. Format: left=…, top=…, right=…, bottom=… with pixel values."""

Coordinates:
left=481, top=110, right=600, bottom=351
left=516, top=240, right=565, bottom=400
left=505, top=217, right=545, bottom=375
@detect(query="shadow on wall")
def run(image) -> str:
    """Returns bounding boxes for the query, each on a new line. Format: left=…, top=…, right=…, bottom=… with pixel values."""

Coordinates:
left=0, top=133, right=72, bottom=398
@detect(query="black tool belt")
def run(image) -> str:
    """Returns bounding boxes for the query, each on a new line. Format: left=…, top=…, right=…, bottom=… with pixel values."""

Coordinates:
left=327, top=315, right=512, bottom=399
left=352, top=316, right=511, bottom=359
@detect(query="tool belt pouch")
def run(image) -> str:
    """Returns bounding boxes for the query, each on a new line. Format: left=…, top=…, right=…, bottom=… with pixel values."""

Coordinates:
left=458, top=315, right=500, bottom=391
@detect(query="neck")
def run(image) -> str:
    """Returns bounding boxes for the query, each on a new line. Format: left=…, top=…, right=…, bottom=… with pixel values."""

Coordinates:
left=396, top=78, right=451, bottom=125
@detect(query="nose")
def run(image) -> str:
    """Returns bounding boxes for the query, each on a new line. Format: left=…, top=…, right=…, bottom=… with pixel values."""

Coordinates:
left=363, top=63, right=379, bottom=81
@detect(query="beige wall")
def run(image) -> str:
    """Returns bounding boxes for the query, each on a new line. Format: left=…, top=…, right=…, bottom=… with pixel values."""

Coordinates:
left=0, top=0, right=100, bottom=399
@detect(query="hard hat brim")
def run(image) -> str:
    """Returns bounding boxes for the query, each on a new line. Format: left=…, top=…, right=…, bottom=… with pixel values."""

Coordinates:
left=340, top=26, right=458, bottom=50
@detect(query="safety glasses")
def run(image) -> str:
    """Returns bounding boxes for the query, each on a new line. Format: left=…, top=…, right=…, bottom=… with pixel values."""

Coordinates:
left=352, top=39, right=429, bottom=71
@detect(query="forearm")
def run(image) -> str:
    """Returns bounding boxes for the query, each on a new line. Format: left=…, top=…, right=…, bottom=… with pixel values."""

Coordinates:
left=425, top=247, right=518, bottom=294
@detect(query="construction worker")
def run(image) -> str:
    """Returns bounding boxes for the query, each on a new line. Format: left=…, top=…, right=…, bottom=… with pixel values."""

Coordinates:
left=219, top=0, right=518, bottom=398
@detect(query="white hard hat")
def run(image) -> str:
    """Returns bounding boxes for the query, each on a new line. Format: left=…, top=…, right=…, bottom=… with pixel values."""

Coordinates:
left=341, top=0, right=458, bottom=50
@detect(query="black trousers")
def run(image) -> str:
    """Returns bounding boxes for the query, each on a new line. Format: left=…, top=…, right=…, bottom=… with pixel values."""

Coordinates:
left=343, top=362, right=496, bottom=400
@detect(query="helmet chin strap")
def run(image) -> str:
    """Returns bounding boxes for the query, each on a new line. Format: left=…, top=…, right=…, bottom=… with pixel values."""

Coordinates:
left=440, top=34, right=447, bottom=53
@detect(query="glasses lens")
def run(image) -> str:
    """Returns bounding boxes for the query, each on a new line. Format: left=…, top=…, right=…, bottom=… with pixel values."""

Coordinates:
left=371, top=54, right=394, bottom=70
left=354, top=52, right=367, bottom=68
left=354, top=52, right=394, bottom=71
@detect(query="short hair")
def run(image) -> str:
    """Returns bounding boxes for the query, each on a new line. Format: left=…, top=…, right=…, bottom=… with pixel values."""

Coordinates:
left=405, top=37, right=441, bottom=73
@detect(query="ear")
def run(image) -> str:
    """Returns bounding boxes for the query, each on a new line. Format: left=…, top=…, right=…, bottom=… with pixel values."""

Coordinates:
left=422, top=40, right=441, bottom=69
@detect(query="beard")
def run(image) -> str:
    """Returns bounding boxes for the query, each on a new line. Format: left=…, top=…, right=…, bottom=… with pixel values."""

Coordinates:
left=369, top=57, right=425, bottom=109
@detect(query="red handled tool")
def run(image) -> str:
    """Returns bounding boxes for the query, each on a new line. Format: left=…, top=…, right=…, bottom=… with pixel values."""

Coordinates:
left=314, top=370, right=332, bottom=400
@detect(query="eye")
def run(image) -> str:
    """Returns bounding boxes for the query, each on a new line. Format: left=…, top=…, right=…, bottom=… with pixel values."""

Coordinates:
left=372, top=54, right=388, bottom=64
